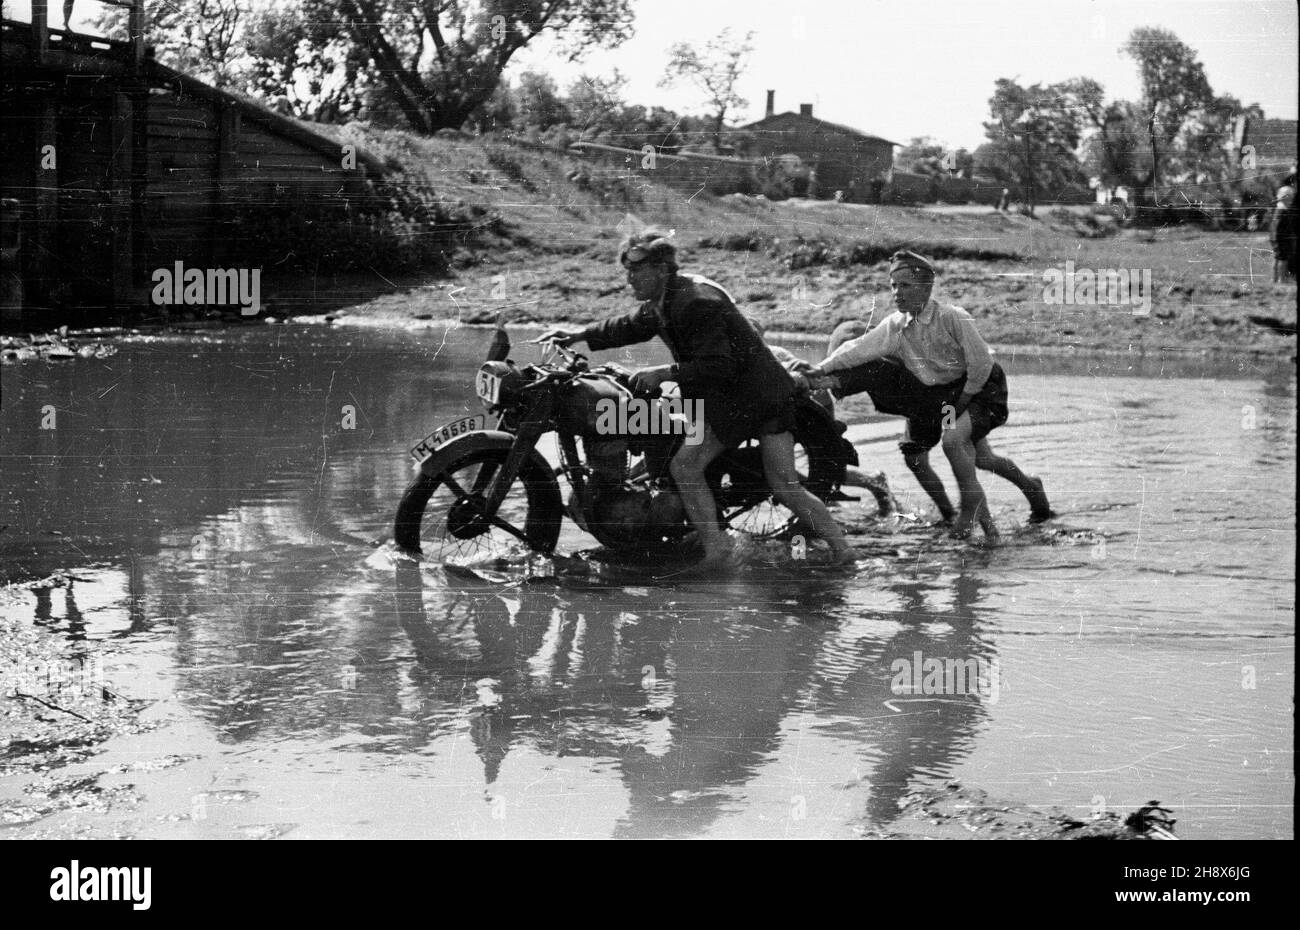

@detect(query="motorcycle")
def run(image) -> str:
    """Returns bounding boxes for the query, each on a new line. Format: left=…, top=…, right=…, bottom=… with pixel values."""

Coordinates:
left=393, top=323, right=858, bottom=562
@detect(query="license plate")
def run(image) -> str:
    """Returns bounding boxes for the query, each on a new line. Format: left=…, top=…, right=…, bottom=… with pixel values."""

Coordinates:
left=410, top=414, right=486, bottom=464
left=475, top=369, right=503, bottom=405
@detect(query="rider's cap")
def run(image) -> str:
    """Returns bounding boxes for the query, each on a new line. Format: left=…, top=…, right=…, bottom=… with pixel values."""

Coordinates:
left=888, top=250, right=936, bottom=281
left=620, top=229, right=678, bottom=268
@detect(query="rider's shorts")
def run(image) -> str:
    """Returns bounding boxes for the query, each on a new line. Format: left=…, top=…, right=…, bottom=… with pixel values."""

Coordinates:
left=709, top=393, right=799, bottom=450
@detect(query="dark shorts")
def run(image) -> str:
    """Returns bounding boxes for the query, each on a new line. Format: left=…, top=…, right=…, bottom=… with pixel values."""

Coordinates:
left=897, top=363, right=1009, bottom=455
left=707, top=393, right=799, bottom=450
left=832, top=358, right=921, bottom=416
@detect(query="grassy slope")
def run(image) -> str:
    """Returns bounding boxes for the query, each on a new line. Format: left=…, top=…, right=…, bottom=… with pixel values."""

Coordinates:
left=303, top=124, right=1297, bottom=356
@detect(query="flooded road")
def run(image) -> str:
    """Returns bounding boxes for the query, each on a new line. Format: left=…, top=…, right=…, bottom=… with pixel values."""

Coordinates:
left=1, top=324, right=1293, bottom=838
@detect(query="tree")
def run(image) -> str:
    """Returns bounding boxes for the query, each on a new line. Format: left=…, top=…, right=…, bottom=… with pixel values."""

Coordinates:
left=89, top=0, right=251, bottom=88
left=515, top=70, right=570, bottom=131
left=566, top=70, right=627, bottom=141
left=1173, top=94, right=1262, bottom=188
left=658, top=28, right=753, bottom=151
left=466, top=79, right=519, bottom=134
left=981, top=79, right=1085, bottom=215
left=1062, top=77, right=1138, bottom=195
left=240, top=4, right=374, bottom=121
left=896, top=137, right=973, bottom=177
left=295, top=0, right=633, bottom=134
left=1122, top=26, right=1214, bottom=202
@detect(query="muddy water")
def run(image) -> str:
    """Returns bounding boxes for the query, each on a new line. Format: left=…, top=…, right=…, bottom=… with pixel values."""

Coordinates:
left=1, top=325, right=1293, bottom=838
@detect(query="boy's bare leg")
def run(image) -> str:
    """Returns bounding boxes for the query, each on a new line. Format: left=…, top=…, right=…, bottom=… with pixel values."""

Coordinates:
left=903, top=449, right=957, bottom=523
left=974, top=438, right=1054, bottom=521
left=842, top=465, right=897, bottom=515
left=941, top=416, right=998, bottom=541
left=760, top=431, right=853, bottom=562
left=669, top=425, right=732, bottom=563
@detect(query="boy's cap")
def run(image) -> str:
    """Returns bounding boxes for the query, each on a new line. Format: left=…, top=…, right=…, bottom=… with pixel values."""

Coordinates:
left=889, top=250, right=935, bottom=280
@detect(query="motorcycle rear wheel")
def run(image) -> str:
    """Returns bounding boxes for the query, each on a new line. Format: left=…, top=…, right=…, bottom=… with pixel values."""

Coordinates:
left=709, top=409, right=847, bottom=540
left=395, top=447, right=563, bottom=562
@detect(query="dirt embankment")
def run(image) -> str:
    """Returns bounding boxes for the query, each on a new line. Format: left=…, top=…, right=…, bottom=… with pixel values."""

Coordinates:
left=7, top=127, right=1292, bottom=357
left=252, top=129, right=1294, bottom=356
left=859, top=782, right=1180, bottom=840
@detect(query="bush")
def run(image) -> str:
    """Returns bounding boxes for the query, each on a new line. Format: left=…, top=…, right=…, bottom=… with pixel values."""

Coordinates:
left=227, top=173, right=500, bottom=275
left=484, top=145, right=538, bottom=193
left=782, top=235, right=1025, bottom=270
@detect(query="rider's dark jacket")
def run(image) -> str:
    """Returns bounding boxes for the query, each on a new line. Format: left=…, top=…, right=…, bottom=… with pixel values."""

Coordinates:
left=584, top=272, right=795, bottom=445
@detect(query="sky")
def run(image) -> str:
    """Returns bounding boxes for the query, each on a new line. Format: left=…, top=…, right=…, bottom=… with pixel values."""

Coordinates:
left=14, top=0, right=1298, bottom=151
left=510, top=0, right=1298, bottom=150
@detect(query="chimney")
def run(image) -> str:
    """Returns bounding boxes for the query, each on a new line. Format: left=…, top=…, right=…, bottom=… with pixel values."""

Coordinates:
left=766, top=90, right=775, bottom=118
left=800, top=103, right=813, bottom=118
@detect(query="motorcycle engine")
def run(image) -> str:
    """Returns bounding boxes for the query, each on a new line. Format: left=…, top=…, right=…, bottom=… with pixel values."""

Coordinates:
left=576, top=437, right=685, bottom=548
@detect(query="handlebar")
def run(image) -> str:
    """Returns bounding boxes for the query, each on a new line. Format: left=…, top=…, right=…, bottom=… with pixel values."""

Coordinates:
left=528, top=341, right=664, bottom=398
left=534, top=338, right=588, bottom=369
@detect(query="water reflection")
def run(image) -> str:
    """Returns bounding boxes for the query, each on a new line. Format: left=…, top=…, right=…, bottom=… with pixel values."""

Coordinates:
left=1, top=326, right=1292, bottom=837
left=385, top=561, right=996, bottom=836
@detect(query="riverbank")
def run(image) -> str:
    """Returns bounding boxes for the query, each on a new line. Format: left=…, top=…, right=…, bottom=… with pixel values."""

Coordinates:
left=267, top=128, right=1295, bottom=355
left=6, top=127, right=1294, bottom=357
left=270, top=211, right=1295, bottom=357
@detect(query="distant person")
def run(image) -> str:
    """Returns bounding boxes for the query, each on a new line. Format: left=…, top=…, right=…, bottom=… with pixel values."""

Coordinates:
left=63, top=0, right=74, bottom=30
left=996, top=188, right=1010, bottom=213
left=800, top=251, right=1053, bottom=541
left=1271, top=176, right=1297, bottom=284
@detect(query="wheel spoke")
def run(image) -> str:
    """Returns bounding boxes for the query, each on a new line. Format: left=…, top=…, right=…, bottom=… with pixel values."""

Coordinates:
left=441, top=471, right=471, bottom=500
left=422, top=454, right=537, bottom=563
left=485, top=513, right=531, bottom=545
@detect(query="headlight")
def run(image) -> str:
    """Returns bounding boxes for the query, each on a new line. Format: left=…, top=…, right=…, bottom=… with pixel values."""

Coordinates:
left=475, top=361, right=524, bottom=409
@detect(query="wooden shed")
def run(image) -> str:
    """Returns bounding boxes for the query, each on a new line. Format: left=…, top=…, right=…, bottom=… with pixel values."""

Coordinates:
left=1, top=1, right=388, bottom=321
left=741, top=93, right=897, bottom=203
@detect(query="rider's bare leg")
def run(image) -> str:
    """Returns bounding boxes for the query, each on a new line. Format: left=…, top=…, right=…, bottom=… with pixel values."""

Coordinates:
left=941, top=415, right=998, bottom=541
left=760, top=431, right=853, bottom=562
left=903, top=449, right=957, bottom=523
left=668, top=425, right=731, bottom=562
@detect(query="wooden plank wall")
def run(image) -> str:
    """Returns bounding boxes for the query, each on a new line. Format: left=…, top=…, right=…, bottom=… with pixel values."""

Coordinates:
left=54, top=86, right=115, bottom=307
left=144, top=88, right=219, bottom=273
left=2, top=33, right=383, bottom=316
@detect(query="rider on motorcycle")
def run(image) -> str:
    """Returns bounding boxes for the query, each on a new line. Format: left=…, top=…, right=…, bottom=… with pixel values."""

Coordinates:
left=538, top=230, right=852, bottom=568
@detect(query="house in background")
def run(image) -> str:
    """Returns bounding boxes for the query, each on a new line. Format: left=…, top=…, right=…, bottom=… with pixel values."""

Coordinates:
left=740, top=92, right=897, bottom=202
left=1237, top=116, right=1298, bottom=191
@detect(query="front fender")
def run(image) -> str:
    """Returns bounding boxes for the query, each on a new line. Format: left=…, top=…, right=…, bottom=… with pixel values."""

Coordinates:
left=415, top=430, right=519, bottom=479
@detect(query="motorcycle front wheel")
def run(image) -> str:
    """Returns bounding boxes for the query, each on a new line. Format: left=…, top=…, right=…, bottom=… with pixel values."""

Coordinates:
left=394, top=446, right=563, bottom=562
